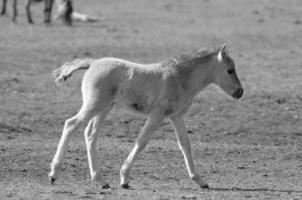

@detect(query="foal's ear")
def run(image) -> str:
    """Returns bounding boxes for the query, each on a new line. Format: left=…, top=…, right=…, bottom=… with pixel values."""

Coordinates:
left=217, top=44, right=227, bottom=62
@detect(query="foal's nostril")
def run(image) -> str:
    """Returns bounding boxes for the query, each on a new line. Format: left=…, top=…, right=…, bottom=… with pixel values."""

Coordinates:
left=233, top=88, right=244, bottom=99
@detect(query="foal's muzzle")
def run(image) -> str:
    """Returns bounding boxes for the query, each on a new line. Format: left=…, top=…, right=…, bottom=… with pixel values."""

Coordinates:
left=232, top=88, right=244, bottom=99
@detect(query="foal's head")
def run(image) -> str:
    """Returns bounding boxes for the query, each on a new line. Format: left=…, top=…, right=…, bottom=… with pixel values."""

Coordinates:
left=212, top=45, right=243, bottom=99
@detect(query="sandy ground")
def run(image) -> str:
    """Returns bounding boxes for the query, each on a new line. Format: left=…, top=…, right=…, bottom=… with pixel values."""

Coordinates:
left=0, top=0, right=302, bottom=199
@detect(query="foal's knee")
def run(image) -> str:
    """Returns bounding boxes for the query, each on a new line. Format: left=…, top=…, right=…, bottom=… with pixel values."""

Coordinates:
left=135, top=128, right=157, bottom=151
left=64, top=114, right=87, bottom=131
left=85, top=137, right=97, bottom=151
left=85, top=126, right=98, bottom=147
left=64, top=117, right=77, bottom=130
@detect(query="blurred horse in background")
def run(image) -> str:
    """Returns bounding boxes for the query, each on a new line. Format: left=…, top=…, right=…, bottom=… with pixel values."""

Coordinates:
left=1, top=0, right=56, bottom=24
left=55, top=0, right=100, bottom=24
left=1, top=0, right=99, bottom=25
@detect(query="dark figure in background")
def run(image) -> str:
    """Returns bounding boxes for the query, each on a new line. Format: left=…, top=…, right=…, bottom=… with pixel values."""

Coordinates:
left=55, top=0, right=72, bottom=25
left=0, top=0, right=7, bottom=15
left=0, top=0, right=72, bottom=25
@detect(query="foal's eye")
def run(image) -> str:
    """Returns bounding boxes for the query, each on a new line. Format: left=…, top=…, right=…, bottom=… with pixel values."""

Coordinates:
left=227, top=69, right=234, bottom=74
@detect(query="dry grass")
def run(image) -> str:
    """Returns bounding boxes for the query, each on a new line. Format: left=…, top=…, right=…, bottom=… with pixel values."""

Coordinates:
left=1, top=0, right=302, bottom=199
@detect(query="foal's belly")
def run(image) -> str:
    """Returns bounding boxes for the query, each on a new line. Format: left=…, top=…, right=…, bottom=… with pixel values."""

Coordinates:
left=114, top=87, right=158, bottom=114
left=111, top=67, right=192, bottom=116
left=114, top=86, right=193, bottom=117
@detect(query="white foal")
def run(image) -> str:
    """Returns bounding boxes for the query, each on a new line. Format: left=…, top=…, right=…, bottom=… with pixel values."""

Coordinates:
left=49, top=44, right=244, bottom=189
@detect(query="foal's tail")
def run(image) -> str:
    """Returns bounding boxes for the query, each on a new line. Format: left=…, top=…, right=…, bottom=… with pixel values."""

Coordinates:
left=53, top=58, right=94, bottom=86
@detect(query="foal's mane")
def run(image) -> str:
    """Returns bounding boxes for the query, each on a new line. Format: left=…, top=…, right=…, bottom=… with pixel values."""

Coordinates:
left=161, top=47, right=221, bottom=85
left=162, top=47, right=221, bottom=69
left=175, top=47, right=221, bottom=65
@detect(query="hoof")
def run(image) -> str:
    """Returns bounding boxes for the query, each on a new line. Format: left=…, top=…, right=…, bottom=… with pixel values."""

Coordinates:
left=49, top=177, right=56, bottom=185
left=201, top=184, right=209, bottom=189
left=101, top=184, right=110, bottom=189
left=121, top=184, right=130, bottom=189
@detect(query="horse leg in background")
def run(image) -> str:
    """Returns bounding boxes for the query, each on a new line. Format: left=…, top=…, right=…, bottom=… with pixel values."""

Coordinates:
left=1, top=0, right=7, bottom=15
left=12, top=0, right=17, bottom=22
left=63, top=0, right=72, bottom=25
left=44, top=0, right=54, bottom=24
left=84, top=107, right=111, bottom=189
left=120, top=108, right=165, bottom=189
left=26, top=0, right=34, bottom=23
left=169, top=116, right=209, bottom=188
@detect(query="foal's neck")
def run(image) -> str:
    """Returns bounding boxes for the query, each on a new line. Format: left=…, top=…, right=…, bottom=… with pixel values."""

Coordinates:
left=176, top=59, right=214, bottom=96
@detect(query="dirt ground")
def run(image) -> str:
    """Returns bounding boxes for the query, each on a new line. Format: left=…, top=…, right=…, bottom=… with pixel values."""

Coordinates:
left=1, top=0, right=302, bottom=199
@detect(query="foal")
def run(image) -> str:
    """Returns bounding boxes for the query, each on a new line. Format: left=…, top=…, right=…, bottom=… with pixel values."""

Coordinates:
left=49, top=45, right=244, bottom=189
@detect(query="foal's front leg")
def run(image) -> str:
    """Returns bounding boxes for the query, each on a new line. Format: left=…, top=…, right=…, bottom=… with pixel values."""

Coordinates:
left=169, top=116, right=209, bottom=188
left=120, top=109, right=165, bottom=189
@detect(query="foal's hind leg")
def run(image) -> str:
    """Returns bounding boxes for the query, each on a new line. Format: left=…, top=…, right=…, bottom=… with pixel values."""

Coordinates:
left=48, top=106, right=97, bottom=184
left=49, top=79, right=114, bottom=184
left=169, top=116, right=209, bottom=188
left=84, top=107, right=111, bottom=189
left=120, top=108, right=165, bottom=189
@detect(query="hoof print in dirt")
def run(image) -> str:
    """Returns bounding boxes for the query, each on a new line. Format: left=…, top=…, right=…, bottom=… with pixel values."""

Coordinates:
left=121, top=184, right=130, bottom=189
left=101, top=184, right=111, bottom=189
left=201, top=184, right=210, bottom=189
left=49, top=177, right=56, bottom=185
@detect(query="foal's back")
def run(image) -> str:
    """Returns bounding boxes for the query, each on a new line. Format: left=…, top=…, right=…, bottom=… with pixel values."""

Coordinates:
left=81, top=57, right=173, bottom=114
left=83, top=57, right=165, bottom=85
